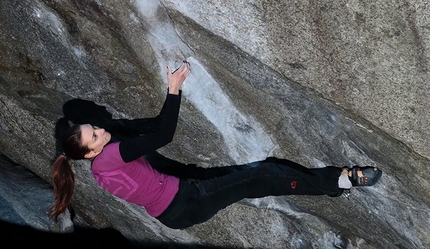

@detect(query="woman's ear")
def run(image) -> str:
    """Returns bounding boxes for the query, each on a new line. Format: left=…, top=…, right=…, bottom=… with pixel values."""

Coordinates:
left=84, top=151, right=95, bottom=159
left=85, top=151, right=101, bottom=159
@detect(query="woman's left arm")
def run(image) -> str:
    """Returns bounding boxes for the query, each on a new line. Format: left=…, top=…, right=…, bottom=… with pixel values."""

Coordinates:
left=118, top=61, right=190, bottom=163
left=109, top=99, right=166, bottom=137
left=119, top=92, right=181, bottom=163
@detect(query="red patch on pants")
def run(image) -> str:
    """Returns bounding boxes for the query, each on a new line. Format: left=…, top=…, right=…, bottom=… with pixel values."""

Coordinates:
left=290, top=181, right=297, bottom=189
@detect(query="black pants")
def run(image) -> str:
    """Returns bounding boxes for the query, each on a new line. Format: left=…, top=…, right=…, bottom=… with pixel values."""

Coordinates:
left=155, top=157, right=343, bottom=229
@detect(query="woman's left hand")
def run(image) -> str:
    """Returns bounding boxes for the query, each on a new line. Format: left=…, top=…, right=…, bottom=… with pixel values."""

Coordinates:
left=167, top=61, right=190, bottom=95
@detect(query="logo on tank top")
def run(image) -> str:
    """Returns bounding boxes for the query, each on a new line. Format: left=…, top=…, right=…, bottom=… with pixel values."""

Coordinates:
left=290, top=181, right=297, bottom=189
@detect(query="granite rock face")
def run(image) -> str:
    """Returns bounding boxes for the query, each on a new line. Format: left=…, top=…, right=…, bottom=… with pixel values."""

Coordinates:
left=0, top=0, right=429, bottom=248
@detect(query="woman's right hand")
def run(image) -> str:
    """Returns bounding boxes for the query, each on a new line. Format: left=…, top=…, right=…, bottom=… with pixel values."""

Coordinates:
left=167, top=61, right=191, bottom=95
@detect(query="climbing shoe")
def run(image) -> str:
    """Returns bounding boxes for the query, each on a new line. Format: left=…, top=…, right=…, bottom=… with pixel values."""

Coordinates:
left=347, top=166, right=382, bottom=187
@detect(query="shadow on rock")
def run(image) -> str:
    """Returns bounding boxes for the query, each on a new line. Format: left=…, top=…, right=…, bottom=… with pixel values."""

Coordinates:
left=0, top=219, right=229, bottom=249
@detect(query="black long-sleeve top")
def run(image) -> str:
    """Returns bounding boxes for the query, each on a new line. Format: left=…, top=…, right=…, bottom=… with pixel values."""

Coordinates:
left=117, top=91, right=182, bottom=163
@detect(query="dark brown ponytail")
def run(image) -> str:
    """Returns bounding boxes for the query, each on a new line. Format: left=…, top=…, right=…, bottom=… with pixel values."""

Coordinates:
left=51, top=124, right=90, bottom=220
left=50, top=155, right=75, bottom=220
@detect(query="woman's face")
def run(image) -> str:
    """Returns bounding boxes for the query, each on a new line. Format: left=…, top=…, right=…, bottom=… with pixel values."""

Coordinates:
left=80, top=124, right=111, bottom=158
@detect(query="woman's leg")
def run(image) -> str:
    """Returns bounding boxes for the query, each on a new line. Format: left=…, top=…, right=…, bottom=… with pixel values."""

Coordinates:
left=146, top=151, right=251, bottom=179
left=158, top=158, right=342, bottom=229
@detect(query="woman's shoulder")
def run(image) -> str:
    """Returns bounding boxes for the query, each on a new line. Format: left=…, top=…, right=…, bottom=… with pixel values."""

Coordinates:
left=103, top=141, right=120, bottom=152
left=92, top=142, right=123, bottom=171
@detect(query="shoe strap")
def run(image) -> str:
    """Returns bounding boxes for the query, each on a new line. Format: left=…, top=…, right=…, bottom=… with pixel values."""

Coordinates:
left=357, top=169, right=364, bottom=178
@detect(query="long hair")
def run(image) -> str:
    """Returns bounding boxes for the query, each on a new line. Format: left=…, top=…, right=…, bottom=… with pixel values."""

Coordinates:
left=50, top=125, right=90, bottom=220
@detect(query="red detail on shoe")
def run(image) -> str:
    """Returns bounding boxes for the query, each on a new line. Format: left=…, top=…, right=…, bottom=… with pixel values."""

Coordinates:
left=290, top=181, right=297, bottom=189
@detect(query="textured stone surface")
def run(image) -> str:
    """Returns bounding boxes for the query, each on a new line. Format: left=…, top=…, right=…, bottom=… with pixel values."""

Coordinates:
left=0, top=155, right=52, bottom=229
left=0, top=0, right=429, bottom=248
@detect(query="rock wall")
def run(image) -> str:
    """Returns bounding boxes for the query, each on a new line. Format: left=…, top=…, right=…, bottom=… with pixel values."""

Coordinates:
left=0, top=0, right=429, bottom=248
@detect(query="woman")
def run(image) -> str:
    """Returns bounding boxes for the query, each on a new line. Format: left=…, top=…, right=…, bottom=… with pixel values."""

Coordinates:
left=51, top=61, right=382, bottom=229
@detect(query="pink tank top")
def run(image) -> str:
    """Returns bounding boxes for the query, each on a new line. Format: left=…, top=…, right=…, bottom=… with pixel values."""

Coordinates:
left=91, top=142, right=180, bottom=217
